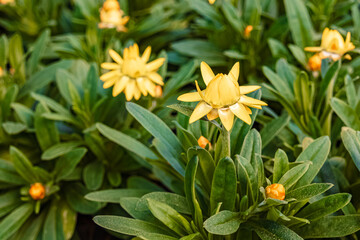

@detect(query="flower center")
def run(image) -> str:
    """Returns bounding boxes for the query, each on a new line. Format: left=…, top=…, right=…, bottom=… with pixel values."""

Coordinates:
left=122, top=58, right=146, bottom=78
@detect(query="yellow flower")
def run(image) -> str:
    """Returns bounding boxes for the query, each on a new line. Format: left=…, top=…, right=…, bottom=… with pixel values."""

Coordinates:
left=244, top=25, right=253, bottom=39
left=208, top=0, right=216, bottom=4
left=100, top=44, right=165, bottom=101
left=305, top=28, right=355, bottom=61
left=308, top=53, right=322, bottom=72
left=98, top=0, right=129, bottom=32
left=0, top=0, right=14, bottom=4
left=178, top=62, right=267, bottom=131
left=29, top=183, right=46, bottom=200
left=265, top=183, right=285, bottom=200
left=198, top=136, right=211, bottom=149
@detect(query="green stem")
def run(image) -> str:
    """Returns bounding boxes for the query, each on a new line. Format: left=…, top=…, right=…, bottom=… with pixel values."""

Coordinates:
left=220, top=126, right=231, bottom=159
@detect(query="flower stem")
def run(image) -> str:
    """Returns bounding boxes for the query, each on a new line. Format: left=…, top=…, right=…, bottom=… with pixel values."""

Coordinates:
left=220, top=126, right=231, bottom=159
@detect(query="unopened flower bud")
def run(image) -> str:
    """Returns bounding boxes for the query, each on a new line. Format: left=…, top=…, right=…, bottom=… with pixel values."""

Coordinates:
left=244, top=25, right=253, bottom=39
left=155, top=85, right=163, bottom=98
left=308, top=54, right=321, bottom=72
left=198, top=136, right=211, bottom=149
left=265, top=183, right=285, bottom=200
left=29, top=183, right=46, bottom=200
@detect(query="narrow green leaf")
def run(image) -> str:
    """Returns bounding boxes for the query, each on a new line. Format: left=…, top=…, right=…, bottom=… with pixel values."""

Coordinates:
left=203, top=211, right=241, bottom=235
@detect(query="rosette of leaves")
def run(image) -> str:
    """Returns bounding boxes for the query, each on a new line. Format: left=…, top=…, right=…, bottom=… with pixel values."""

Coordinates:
left=89, top=101, right=360, bottom=239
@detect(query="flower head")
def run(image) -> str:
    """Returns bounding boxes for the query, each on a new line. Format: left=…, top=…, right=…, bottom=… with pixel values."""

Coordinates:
left=208, top=0, right=216, bottom=4
left=100, top=44, right=165, bottom=101
left=178, top=62, right=267, bottom=131
left=29, top=183, right=46, bottom=200
left=244, top=25, right=253, bottom=39
left=308, top=53, right=322, bottom=72
left=98, top=0, right=129, bottom=32
left=265, top=183, right=285, bottom=200
left=305, top=28, right=355, bottom=61
left=198, top=136, right=211, bottom=149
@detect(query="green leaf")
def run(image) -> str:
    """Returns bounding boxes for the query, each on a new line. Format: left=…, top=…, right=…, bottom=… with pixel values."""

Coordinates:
left=83, top=161, right=105, bottom=191
left=268, top=38, right=290, bottom=58
left=294, top=136, right=330, bottom=188
left=34, top=103, right=60, bottom=151
left=96, top=123, right=157, bottom=160
left=263, top=66, right=294, bottom=102
left=12, top=211, right=47, bottom=240
left=11, top=103, right=34, bottom=127
left=9, top=34, right=25, bottom=82
left=318, top=60, right=341, bottom=103
left=10, top=146, right=38, bottom=183
left=203, top=211, right=241, bottom=235
left=2, top=122, right=27, bottom=135
left=64, top=183, right=102, bottom=215
left=297, top=215, right=360, bottom=238
left=288, top=44, right=307, bottom=68
left=42, top=201, right=65, bottom=240
left=260, top=113, right=290, bottom=148
left=0, top=203, right=33, bottom=240
left=138, top=233, right=178, bottom=240
left=296, top=193, right=351, bottom=220
left=58, top=201, right=77, bottom=240
left=147, top=199, right=193, bottom=236
left=41, top=141, right=83, bottom=161
left=1, top=85, right=18, bottom=121
left=28, top=29, right=50, bottom=75
left=248, top=220, right=302, bottom=240
left=85, top=189, right=150, bottom=203
left=278, top=163, right=309, bottom=190
left=273, top=149, right=289, bottom=183
left=286, top=183, right=333, bottom=201
left=107, top=171, right=122, bottom=187
left=284, top=0, right=314, bottom=48
left=341, top=127, right=360, bottom=171
left=136, top=192, right=191, bottom=215
left=331, top=98, right=360, bottom=130
left=54, top=148, right=87, bottom=182
left=0, top=190, right=21, bottom=218
left=93, top=216, right=172, bottom=236
left=210, top=157, right=237, bottom=212
left=235, top=155, right=257, bottom=204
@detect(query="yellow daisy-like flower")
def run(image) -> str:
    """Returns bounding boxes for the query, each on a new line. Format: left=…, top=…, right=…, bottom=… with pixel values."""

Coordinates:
left=178, top=62, right=267, bottom=131
left=98, top=0, right=129, bottom=32
left=100, top=44, right=165, bottom=101
left=305, top=28, right=355, bottom=61
left=208, top=0, right=216, bottom=4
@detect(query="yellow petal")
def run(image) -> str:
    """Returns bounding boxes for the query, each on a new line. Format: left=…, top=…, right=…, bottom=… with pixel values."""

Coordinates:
left=141, top=46, right=152, bottom=63
left=246, top=104, right=262, bottom=109
left=344, top=54, right=352, bottom=60
left=195, top=80, right=205, bottom=100
left=218, top=108, right=234, bottom=131
left=121, top=16, right=130, bottom=25
left=125, top=80, right=136, bottom=101
left=133, top=85, right=141, bottom=100
left=130, top=44, right=139, bottom=59
left=200, top=61, right=215, bottom=86
left=244, top=105, right=252, bottom=114
left=229, top=62, right=239, bottom=81
left=123, top=47, right=129, bottom=60
left=178, top=91, right=202, bottom=102
left=239, top=85, right=261, bottom=95
left=189, top=101, right=212, bottom=124
left=100, top=70, right=120, bottom=81
left=148, top=72, right=164, bottom=85
left=146, top=58, right=165, bottom=72
left=229, top=103, right=251, bottom=125
left=207, top=109, right=218, bottom=120
left=144, top=79, right=156, bottom=97
left=109, top=49, right=123, bottom=64
left=304, top=47, right=322, bottom=52
left=136, top=77, right=148, bottom=96
left=112, top=76, right=130, bottom=97
left=239, top=95, right=267, bottom=106
left=101, top=62, right=120, bottom=70
left=103, top=78, right=116, bottom=89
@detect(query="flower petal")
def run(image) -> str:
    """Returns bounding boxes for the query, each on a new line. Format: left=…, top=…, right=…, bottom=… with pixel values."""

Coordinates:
left=141, top=46, right=152, bottom=63
left=229, top=62, right=239, bottom=81
left=109, top=49, right=123, bottom=64
left=244, top=105, right=252, bottom=114
left=239, top=85, right=261, bottom=95
left=201, top=61, right=215, bottom=86
left=207, top=109, right=218, bottom=120
left=239, top=95, right=267, bottom=106
left=218, top=108, right=234, bottom=131
left=148, top=72, right=164, bottom=85
left=133, top=85, right=141, bottom=100
left=136, top=77, right=148, bottom=96
left=146, top=58, right=165, bottom=72
left=100, top=70, right=120, bottom=81
left=178, top=91, right=202, bottom=102
left=189, top=101, right=212, bottom=124
left=112, top=76, right=130, bottom=97
left=101, top=62, right=120, bottom=70
left=103, top=78, right=116, bottom=89
left=229, top=103, right=251, bottom=125
left=304, top=47, right=322, bottom=52
left=144, top=79, right=156, bottom=97
left=125, top=80, right=136, bottom=101
left=130, top=44, right=139, bottom=59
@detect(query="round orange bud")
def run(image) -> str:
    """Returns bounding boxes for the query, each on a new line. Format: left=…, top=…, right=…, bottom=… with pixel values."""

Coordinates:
left=198, top=136, right=211, bottom=149
left=308, top=54, right=322, bottom=72
left=265, top=183, right=285, bottom=200
left=103, top=0, right=120, bottom=11
left=29, top=183, right=46, bottom=200
left=155, top=85, right=163, bottom=98
left=244, top=25, right=253, bottom=38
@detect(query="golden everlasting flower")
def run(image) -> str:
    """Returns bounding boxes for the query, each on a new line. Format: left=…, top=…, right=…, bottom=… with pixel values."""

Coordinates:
left=308, top=53, right=322, bottom=72
left=265, top=183, right=285, bottom=200
left=198, top=136, right=211, bottom=149
left=100, top=44, right=165, bottom=101
left=29, top=183, right=46, bottom=200
left=244, top=25, right=253, bottom=39
left=0, top=0, right=14, bottom=4
left=305, top=28, right=355, bottom=61
left=208, top=0, right=216, bottom=4
left=98, top=0, right=129, bottom=32
left=178, top=62, right=267, bottom=131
